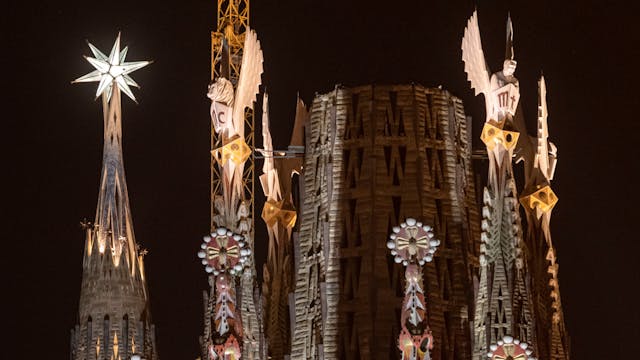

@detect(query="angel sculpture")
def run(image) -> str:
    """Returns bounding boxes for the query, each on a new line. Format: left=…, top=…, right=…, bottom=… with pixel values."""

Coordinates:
left=462, top=11, right=520, bottom=126
left=207, top=29, right=264, bottom=226
left=462, top=10, right=524, bottom=191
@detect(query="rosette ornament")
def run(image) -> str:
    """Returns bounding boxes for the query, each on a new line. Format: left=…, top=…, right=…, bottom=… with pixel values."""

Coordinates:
left=487, top=336, right=535, bottom=360
left=387, top=218, right=440, bottom=265
left=198, top=227, right=251, bottom=276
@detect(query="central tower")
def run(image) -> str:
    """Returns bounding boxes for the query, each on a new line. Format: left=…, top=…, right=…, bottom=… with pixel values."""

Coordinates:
left=290, top=84, right=481, bottom=360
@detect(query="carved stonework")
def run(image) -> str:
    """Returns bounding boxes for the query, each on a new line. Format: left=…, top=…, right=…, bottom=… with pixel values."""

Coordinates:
left=462, top=10, right=569, bottom=360
left=487, top=336, right=534, bottom=360
left=202, top=2, right=265, bottom=358
left=291, top=84, right=481, bottom=360
left=388, top=218, right=440, bottom=360
left=71, top=37, right=157, bottom=360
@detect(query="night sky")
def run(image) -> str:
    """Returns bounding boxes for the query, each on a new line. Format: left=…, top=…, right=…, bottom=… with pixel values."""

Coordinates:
left=6, top=0, right=639, bottom=359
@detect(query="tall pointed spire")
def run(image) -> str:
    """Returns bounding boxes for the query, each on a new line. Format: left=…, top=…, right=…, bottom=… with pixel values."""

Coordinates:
left=519, top=76, right=570, bottom=360
left=462, top=10, right=537, bottom=359
left=70, top=35, right=157, bottom=360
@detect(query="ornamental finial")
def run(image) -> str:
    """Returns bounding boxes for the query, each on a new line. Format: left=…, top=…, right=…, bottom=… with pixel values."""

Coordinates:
left=73, top=33, right=151, bottom=102
left=389, top=218, right=440, bottom=360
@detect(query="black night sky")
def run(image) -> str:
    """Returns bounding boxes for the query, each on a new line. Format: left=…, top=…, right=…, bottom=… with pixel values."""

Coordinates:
left=6, top=1, right=640, bottom=359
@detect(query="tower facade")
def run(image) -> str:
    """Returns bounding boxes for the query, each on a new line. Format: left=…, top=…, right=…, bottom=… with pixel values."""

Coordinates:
left=290, top=84, right=481, bottom=360
left=70, top=37, right=157, bottom=360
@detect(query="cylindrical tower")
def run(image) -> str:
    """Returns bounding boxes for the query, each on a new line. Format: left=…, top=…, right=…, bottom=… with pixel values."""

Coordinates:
left=290, top=84, right=481, bottom=360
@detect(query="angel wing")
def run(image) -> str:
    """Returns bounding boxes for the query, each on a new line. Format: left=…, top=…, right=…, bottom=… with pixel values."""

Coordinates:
left=461, top=11, right=492, bottom=99
left=232, top=28, right=264, bottom=136
left=260, top=92, right=274, bottom=173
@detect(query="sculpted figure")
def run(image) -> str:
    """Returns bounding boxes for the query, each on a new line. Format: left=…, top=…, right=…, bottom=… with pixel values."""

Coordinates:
left=206, top=29, right=264, bottom=229
left=208, top=78, right=236, bottom=137
left=462, top=11, right=520, bottom=124
left=203, top=28, right=264, bottom=360
left=490, top=58, right=519, bottom=122
left=207, top=29, right=263, bottom=141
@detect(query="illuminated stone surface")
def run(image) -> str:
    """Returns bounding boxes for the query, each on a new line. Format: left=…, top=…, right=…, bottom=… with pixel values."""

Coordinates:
left=290, top=85, right=481, bottom=360
left=70, top=37, right=156, bottom=360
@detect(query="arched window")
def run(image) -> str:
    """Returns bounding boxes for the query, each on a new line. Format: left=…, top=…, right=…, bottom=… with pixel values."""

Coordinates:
left=103, top=315, right=110, bottom=358
left=122, top=314, right=129, bottom=356
left=138, top=310, right=146, bottom=354
left=291, top=172, right=301, bottom=229
left=87, top=316, right=92, bottom=353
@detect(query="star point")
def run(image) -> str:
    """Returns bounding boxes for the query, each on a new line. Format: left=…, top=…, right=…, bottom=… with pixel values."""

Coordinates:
left=74, top=33, right=150, bottom=102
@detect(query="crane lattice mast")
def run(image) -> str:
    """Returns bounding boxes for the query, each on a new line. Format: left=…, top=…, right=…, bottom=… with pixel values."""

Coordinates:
left=210, top=0, right=254, bottom=233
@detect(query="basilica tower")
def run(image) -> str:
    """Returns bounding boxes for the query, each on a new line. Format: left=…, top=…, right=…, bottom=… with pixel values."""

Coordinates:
left=462, top=11, right=538, bottom=360
left=70, top=35, right=157, bottom=360
left=290, top=84, right=481, bottom=360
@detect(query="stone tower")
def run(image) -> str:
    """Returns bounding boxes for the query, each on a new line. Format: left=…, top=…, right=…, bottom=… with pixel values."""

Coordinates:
left=290, top=84, right=481, bottom=360
left=461, top=11, right=537, bottom=360
left=70, top=36, right=157, bottom=360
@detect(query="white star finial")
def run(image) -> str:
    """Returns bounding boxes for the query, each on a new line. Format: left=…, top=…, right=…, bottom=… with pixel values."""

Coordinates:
left=73, top=33, right=150, bottom=102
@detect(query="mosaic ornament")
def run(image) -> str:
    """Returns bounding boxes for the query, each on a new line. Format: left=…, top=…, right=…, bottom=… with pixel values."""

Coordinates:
left=387, top=218, right=440, bottom=265
left=487, top=336, right=535, bottom=360
left=398, top=327, right=433, bottom=360
left=208, top=334, right=241, bottom=360
left=390, top=218, right=440, bottom=360
left=198, top=227, right=251, bottom=276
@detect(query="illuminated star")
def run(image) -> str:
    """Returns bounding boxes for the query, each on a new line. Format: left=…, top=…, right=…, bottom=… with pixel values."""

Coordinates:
left=73, top=33, right=150, bottom=102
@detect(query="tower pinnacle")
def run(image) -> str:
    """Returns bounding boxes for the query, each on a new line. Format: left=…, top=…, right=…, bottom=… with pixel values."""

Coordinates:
left=70, top=35, right=157, bottom=360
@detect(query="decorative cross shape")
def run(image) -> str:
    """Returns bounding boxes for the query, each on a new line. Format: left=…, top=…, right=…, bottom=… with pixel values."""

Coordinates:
left=198, top=227, right=251, bottom=276
left=487, top=336, right=535, bottom=360
left=387, top=218, right=440, bottom=265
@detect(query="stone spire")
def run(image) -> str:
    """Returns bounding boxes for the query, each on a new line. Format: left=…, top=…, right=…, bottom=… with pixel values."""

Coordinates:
left=70, top=35, right=157, bottom=360
left=461, top=11, right=536, bottom=359
left=259, top=93, right=306, bottom=359
left=519, top=76, right=570, bottom=360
